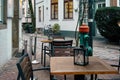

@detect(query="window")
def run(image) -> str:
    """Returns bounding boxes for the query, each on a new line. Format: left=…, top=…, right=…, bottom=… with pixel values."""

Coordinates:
left=27, top=8, right=31, bottom=17
left=22, top=8, right=25, bottom=16
left=0, top=0, right=3, bottom=23
left=102, top=3, right=105, bottom=7
left=38, top=7, right=41, bottom=22
left=98, top=4, right=102, bottom=8
left=0, top=0, right=7, bottom=24
left=98, top=3, right=105, bottom=8
left=51, top=0, right=58, bottom=19
left=64, top=0, right=73, bottom=19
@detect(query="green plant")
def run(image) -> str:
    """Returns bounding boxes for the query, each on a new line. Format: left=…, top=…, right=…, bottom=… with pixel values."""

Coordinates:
left=52, top=23, right=60, bottom=33
left=23, top=23, right=34, bottom=33
left=95, top=7, right=120, bottom=42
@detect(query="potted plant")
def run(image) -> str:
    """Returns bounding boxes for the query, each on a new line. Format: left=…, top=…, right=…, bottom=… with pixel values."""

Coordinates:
left=52, top=23, right=60, bottom=33
left=52, top=23, right=60, bottom=35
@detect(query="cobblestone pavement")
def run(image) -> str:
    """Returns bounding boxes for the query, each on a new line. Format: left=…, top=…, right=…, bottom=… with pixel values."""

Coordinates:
left=0, top=33, right=120, bottom=80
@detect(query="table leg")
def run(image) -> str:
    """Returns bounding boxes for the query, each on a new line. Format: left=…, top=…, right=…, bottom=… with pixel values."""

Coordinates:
left=74, top=75, right=85, bottom=80
left=50, top=75, right=57, bottom=80
left=44, top=48, right=46, bottom=67
left=64, top=75, right=66, bottom=80
left=90, top=74, right=97, bottom=80
left=91, top=74, right=93, bottom=80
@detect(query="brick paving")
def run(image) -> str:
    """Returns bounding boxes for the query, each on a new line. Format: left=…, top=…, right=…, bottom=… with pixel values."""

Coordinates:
left=0, top=33, right=120, bottom=80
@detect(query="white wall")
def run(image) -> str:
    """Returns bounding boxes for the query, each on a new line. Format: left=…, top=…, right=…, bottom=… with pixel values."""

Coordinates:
left=36, top=0, right=79, bottom=31
left=0, top=0, right=13, bottom=67
left=0, top=29, right=10, bottom=68
left=117, top=0, right=120, bottom=6
left=0, top=19, right=12, bottom=68
left=105, top=0, right=110, bottom=7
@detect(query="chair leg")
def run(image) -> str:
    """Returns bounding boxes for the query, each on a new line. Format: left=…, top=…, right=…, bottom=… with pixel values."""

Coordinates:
left=41, top=43, right=43, bottom=64
left=44, top=46, right=46, bottom=67
left=17, top=73, right=20, bottom=80
left=95, top=74, right=97, bottom=80
left=64, top=75, right=66, bottom=80
left=118, top=50, right=120, bottom=71
left=90, top=74, right=97, bottom=80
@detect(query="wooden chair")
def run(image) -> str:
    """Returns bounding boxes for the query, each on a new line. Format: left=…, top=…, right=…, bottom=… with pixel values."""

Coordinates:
left=49, top=40, right=74, bottom=80
left=16, top=53, right=49, bottom=80
left=43, top=40, right=73, bottom=67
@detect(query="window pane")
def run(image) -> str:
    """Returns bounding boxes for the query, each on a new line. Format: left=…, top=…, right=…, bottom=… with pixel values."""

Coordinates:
left=51, top=5, right=54, bottom=19
left=64, top=2, right=68, bottom=18
left=69, top=1, right=73, bottom=9
left=69, top=13, right=73, bottom=18
left=55, top=5, right=58, bottom=18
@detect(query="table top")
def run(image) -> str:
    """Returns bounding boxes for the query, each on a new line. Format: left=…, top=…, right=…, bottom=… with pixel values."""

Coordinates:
left=50, top=57, right=118, bottom=75
left=40, top=39, right=66, bottom=43
left=41, top=39, right=52, bottom=43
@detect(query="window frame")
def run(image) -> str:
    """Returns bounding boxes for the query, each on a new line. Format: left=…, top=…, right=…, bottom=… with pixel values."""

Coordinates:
left=0, top=0, right=7, bottom=29
left=0, top=0, right=3, bottom=23
left=51, top=0, right=58, bottom=20
left=64, top=0, right=73, bottom=19
left=38, top=7, right=41, bottom=22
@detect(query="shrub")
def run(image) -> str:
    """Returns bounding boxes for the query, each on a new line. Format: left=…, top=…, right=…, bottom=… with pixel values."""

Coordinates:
left=95, top=7, right=120, bottom=42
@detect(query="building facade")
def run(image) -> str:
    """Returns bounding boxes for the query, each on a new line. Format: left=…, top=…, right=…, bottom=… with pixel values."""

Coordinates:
left=35, top=0, right=107, bottom=37
left=0, top=0, right=22, bottom=68
left=106, top=0, right=120, bottom=7
left=36, top=0, right=83, bottom=37
left=22, top=0, right=119, bottom=37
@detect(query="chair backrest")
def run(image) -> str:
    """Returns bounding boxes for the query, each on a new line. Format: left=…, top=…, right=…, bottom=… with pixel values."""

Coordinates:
left=52, top=40, right=73, bottom=46
left=16, top=53, right=33, bottom=80
left=52, top=36, right=65, bottom=40
left=51, top=40, right=73, bottom=56
left=53, top=46, right=74, bottom=56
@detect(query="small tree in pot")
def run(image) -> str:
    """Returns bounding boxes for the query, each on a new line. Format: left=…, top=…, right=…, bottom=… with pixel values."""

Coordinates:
left=52, top=23, right=60, bottom=35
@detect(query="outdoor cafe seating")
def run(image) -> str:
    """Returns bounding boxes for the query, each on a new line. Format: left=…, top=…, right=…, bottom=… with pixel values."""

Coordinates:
left=43, top=39, right=73, bottom=67
left=40, top=36, right=65, bottom=64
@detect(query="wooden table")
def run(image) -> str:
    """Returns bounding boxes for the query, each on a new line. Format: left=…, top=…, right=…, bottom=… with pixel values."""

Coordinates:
left=50, top=57, right=118, bottom=80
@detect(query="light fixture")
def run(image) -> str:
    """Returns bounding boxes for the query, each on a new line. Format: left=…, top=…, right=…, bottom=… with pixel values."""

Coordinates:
left=117, top=21, right=120, bottom=27
left=74, top=46, right=89, bottom=66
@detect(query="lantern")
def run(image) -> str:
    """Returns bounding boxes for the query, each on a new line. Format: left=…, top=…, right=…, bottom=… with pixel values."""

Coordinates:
left=74, top=46, right=89, bottom=66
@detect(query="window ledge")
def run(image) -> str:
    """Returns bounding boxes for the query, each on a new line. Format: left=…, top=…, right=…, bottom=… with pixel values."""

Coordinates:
left=0, top=24, right=7, bottom=30
left=49, top=19, right=59, bottom=21
left=62, top=19, right=74, bottom=21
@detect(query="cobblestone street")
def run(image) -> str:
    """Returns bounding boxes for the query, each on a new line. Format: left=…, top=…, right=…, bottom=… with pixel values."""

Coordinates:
left=0, top=33, right=120, bottom=80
